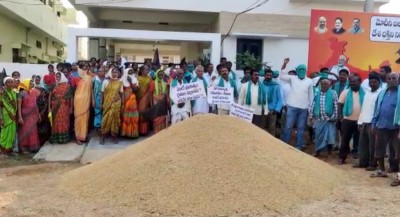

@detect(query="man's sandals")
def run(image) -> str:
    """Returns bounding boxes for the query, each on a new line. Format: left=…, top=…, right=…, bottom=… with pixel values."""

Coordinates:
left=370, top=171, right=388, bottom=178
left=390, top=173, right=400, bottom=187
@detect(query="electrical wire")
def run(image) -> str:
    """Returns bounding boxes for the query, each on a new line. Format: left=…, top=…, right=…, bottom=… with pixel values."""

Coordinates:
left=221, top=0, right=269, bottom=44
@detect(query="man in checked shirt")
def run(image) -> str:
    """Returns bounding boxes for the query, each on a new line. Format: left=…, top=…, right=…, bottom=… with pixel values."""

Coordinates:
left=309, top=78, right=338, bottom=157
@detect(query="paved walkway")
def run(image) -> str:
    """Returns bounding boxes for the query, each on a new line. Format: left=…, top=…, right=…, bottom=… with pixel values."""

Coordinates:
left=33, top=134, right=152, bottom=164
left=80, top=136, right=150, bottom=164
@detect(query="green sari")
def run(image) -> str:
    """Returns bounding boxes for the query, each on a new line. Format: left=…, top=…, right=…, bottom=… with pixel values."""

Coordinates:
left=0, top=89, right=17, bottom=151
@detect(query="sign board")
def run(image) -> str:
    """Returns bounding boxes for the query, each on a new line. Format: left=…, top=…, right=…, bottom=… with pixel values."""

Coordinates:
left=171, top=81, right=206, bottom=103
left=207, top=86, right=234, bottom=105
left=370, top=16, right=400, bottom=43
left=229, top=103, right=254, bottom=123
left=308, top=9, right=400, bottom=79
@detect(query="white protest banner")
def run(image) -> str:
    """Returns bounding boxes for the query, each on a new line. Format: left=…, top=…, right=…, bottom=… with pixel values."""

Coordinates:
left=229, top=103, right=254, bottom=123
left=370, top=16, right=400, bottom=43
left=171, top=81, right=206, bottom=104
left=207, top=86, right=234, bottom=105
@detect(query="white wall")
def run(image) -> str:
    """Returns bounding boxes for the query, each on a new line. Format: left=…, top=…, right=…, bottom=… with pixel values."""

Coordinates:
left=262, top=38, right=309, bottom=71
left=0, top=62, right=51, bottom=80
left=221, top=36, right=238, bottom=67
left=221, top=36, right=308, bottom=78
left=0, top=13, right=26, bottom=62
left=0, top=0, right=68, bottom=44
left=0, top=13, right=65, bottom=63
left=77, top=0, right=384, bottom=15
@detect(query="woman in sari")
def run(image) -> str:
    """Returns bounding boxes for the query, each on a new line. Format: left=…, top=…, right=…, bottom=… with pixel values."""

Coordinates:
left=49, top=72, right=74, bottom=144
left=74, top=67, right=93, bottom=145
left=33, top=75, right=51, bottom=146
left=137, top=65, right=154, bottom=135
left=0, top=77, right=17, bottom=155
left=120, top=68, right=140, bottom=138
left=153, top=69, right=168, bottom=133
left=100, top=68, right=123, bottom=144
left=92, top=66, right=106, bottom=136
left=17, top=79, right=40, bottom=153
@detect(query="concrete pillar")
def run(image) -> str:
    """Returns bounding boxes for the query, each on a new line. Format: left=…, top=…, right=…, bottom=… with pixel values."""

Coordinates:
left=88, top=38, right=99, bottom=59
left=364, top=0, right=374, bottom=12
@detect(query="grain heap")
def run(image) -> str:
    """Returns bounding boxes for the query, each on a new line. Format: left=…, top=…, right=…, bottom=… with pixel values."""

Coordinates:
left=61, top=114, right=346, bottom=216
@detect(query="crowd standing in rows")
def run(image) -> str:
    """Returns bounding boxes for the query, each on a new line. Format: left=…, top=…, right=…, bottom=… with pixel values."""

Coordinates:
left=0, top=56, right=399, bottom=186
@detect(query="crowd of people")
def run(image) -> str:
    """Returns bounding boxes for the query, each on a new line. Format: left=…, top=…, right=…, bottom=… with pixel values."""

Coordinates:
left=0, top=55, right=399, bottom=186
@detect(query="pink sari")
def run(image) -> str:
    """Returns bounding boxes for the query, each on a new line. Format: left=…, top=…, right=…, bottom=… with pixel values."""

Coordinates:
left=18, top=89, right=40, bottom=152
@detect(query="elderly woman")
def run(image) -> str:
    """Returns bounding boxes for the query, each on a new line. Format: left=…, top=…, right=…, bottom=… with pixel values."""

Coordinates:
left=120, top=68, right=140, bottom=138
left=0, top=77, right=17, bottom=155
left=49, top=72, right=74, bottom=144
left=100, top=68, right=123, bottom=144
left=17, top=79, right=40, bottom=153
left=153, top=69, right=168, bottom=133
left=92, top=66, right=106, bottom=136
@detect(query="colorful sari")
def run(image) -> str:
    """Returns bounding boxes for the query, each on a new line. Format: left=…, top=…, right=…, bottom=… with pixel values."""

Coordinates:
left=34, top=86, right=51, bottom=146
left=49, top=83, right=73, bottom=144
left=18, top=89, right=40, bottom=152
left=101, top=80, right=123, bottom=136
left=0, top=88, right=17, bottom=152
left=93, top=76, right=104, bottom=128
left=137, top=76, right=154, bottom=135
left=120, top=79, right=139, bottom=138
left=153, top=75, right=168, bottom=133
left=74, top=70, right=93, bottom=141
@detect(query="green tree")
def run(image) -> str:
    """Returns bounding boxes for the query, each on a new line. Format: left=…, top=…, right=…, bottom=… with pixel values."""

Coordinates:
left=235, top=51, right=262, bottom=70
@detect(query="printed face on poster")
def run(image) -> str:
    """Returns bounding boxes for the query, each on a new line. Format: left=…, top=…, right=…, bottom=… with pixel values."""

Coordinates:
left=171, top=81, right=207, bottom=103
left=207, top=86, right=234, bottom=105
left=229, top=103, right=254, bottom=123
left=308, top=9, right=400, bottom=79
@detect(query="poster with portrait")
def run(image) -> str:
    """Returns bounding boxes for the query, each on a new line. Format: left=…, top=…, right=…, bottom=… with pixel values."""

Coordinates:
left=308, top=9, right=400, bottom=79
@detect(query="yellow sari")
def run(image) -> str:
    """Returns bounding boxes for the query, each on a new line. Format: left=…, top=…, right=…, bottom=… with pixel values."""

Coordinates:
left=101, top=80, right=122, bottom=135
left=74, top=69, right=93, bottom=141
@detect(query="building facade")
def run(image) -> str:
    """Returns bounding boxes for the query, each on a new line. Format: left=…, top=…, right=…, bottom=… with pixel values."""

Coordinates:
left=0, top=0, right=79, bottom=64
left=72, top=0, right=389, bottom=70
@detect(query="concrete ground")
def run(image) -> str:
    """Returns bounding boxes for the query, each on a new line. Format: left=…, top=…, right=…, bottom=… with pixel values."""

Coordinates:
left=80, top=135, right=151, bottom=164
left=33, top=133, right=152, bottom=164
left=33, top=142, right=86, bottom=162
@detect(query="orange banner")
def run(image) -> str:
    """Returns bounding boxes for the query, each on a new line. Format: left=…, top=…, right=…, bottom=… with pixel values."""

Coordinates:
left=308, top=9, right=400, bottom=79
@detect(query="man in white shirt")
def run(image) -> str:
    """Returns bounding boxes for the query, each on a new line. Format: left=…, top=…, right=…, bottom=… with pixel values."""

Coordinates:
left=329, top=55, right=350, bottom=80
left=169, top=69, right=191, bottom=124
left=203, top=63, right=217, bottom=85
left=203, top=63, right=218, bottom=113
left=355, top=74, right=381, bottom=170
left=361, top=66, right=391, bottom=92
left=238, top=69, right=268, bottom=128
left=191, top=65, right=209, bottom=115
left=280, top=63, right=314, bottom=150
left=212, top=65, right=239, bottom=115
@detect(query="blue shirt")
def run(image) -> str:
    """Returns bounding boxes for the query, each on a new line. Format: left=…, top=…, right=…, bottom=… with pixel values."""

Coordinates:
left=263, top=82, right=283, bottom=112
left=376, top=89, right=398, bottom=130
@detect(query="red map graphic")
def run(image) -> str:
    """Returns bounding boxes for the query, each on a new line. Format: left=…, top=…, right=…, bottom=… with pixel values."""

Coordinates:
left=320, top=38, right=390, bottom=79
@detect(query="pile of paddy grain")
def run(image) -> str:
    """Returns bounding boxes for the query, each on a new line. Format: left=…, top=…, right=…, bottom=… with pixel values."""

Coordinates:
left=60, top=114, right=346, bottom=216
